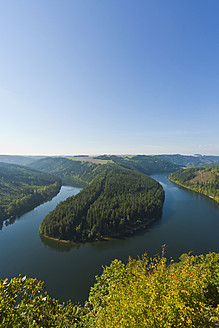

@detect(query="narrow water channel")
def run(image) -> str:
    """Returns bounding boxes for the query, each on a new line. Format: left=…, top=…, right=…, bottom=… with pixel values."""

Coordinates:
left=0, top=174, right=218, bottom=303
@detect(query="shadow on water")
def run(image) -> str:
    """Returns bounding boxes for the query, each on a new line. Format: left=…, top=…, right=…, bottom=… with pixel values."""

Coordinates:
left=1, top=216, right=16, bottom=230
left=40, top=234, right=83, bottom=252
left=176, top=184, right=219, bottom=209
left=4, top=216, right=16, bottom=226
left=39, top=174, right=170, bottom=253
left=1, top=176, right=219, bottom=303
left=39, top=212, right=165, bottom=253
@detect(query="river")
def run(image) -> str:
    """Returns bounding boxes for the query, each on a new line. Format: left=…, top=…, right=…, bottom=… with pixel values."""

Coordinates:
left=0, top=174, right=218, bottom=304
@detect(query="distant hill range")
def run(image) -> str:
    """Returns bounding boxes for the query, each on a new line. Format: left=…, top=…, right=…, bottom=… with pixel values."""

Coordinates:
left=155, top=154, right=219, bottom=167
left=28, top=155, right=180, bottom=187
left=2, top=153, right=218, bottom=188
left=1, top=154, right=218, bottom=170
left=94, top=155, right=181, bottom=175
left=0, top=155, right=47, bottom=166
left=28, top=157, right=98, bottom=187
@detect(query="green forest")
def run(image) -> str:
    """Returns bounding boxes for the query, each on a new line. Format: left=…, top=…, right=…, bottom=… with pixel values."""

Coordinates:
left=169, top=166, right=219, bottom=202
left=0, top=162, right=61, bottom=223
left=39, top=164, right=164, bottom=242
left=28, top=157, right=98, bottom=187
left=1, top=251, right=219, bottom=327
left=94, top=154, right=181, bottom=174
left=1, top=157, right=219, bottom=326
left=28, top=155, right=180, bottom=187
left=0, top=155, right=178, bottom=234
left=156, top=154, right=219, bottom=167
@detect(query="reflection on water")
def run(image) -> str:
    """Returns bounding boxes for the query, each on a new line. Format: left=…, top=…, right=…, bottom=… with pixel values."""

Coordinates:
left=5, top=216, right=16, bottom=227
left=1, top=216, right=16, bottom=230
left=40, top=234, right=82, bottom=252
left=175, top=183, right=219, bottom=209
left=40, top=213, right=164, bottom=253
left=0, top=178, right=219, bottom=304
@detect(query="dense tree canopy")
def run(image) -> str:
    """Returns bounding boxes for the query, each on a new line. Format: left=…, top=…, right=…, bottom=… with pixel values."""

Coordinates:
left=39, top=165, right=164, bottom=242
left=1, top=156, right=218, bottom=326
left=28, top=157, right=98, bottom=187
left=85, top=251, right=219, bottom=327
left=1, top=252, right=219, bottom=327
left=29, top=155, right=181, bottom=188
left=0, top=162, right=61, bottom=222
left=0, top=275, right=82, bottom=328
left=94, top=155, right=181, bottom=174
left=169, top=166, right=219, bottom=202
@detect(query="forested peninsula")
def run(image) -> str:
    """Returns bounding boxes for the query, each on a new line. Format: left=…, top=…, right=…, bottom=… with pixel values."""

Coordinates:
left=0, top=162, right=61, bottom=224
left=39, top=165, right=164, bottom=242
left=169, top=166, right=219, bottom=202
left=0, top=155, right=176, bottom=233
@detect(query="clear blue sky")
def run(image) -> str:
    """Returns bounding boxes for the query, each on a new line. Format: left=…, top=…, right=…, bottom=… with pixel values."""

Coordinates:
left=1, top=0, right=219, bottom=156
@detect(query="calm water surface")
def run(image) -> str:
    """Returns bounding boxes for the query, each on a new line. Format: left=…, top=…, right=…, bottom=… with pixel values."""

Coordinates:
left=0, top=174, right=218, bottom=303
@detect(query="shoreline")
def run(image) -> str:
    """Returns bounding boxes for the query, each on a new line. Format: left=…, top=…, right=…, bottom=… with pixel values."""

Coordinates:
left=40, top=215, right=161, bottom=245
left=168, top=177, right=218, bottom=203
left=1, top=185, right=62, bottom=225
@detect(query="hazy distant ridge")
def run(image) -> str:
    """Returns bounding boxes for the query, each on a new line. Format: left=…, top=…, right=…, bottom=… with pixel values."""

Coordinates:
left=0, top=155, right=47, bottom=166
left=156, top=154, right=219, bottom=167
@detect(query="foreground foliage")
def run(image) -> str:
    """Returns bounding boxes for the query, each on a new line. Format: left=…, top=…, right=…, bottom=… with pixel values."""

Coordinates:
left=169, top=166, right=219, bottom=202
left=0, top=276, right=83, bottom=328
left=39, top=165, right=164, bottom=242
left=0, top=162, right=61, bottom=223
left=1, top=252, right=219, bottom=327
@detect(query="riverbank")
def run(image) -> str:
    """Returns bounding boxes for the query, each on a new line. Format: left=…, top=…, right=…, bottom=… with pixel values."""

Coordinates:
left=168, top=176, right=219, bottom=203
left=39, top=215, right=161, bottom=245
left=0, top=184, right=62, bottom=227
left=1, top=175, right=219, bottom=304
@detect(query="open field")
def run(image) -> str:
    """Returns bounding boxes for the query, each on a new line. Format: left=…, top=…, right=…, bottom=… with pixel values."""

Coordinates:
left=67, top=156, right=113, bottom=165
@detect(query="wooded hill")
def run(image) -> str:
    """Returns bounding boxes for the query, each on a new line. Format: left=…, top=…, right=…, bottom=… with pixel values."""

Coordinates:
left=39, top=164, right=164, bottom=242
left=0, top=162, right=61, bottom=223
left=29, top=155, right=180, bottom=187
left=0, top=155, right=46, bottom=166
left=28, top=157, right=98, bottom=187
left=94, top=155, right=181, bottom=174
left=169, top=166, right=219, bottom=202
left=0, top=154, right=176, bottom=231
left=156, top=154, right=219, bottom=167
